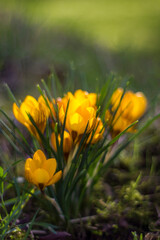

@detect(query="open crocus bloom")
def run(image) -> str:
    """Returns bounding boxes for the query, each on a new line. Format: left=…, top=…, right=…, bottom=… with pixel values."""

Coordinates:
left=106, top=88, right=147, bottom=136
left=13, top=95, right=49, bottom=140
left=25, top=149, right=62, bottom=191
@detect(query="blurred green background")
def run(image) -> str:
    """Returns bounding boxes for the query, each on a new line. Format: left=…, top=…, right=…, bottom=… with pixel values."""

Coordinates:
left=0, top=0, right=160, bottom=105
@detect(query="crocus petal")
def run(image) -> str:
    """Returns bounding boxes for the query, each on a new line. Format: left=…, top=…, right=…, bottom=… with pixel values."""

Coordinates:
left=20, top=96, right=38, bottom=119
left=33, top=168, right=50, bottom=185
left=111, top=88, right=123, bottom=111
left=88, top=93, right=97, bottom=106
left=66, top=92, right=74, bottom=101
left=33, top=149, right=46, bottom=168
left=51, top=132, right=61, bottom=152
left=68, top=98, right=81, bottom=115
left=78, top=99, right=90, bottom=110
left=74, top=89, right=88, bottom=101
left=43, top=158, right=57, bottom=177
left=47, top=170, right=62, bottom=186
left=131, top=92, right=147, bottom=120
left=59, top=106, right=65, bottom=124
left=69, top=112, right=86, bottom=134
left=25, top=167, right=34, bottom=184
left=25, top=157, right=37, bottom=172
left=38, top=96, right=50, bottom=118
left=89, top=117, right=104, bottom=144
left=63, top=131, right=73, bottom=153
left=13, top=103, right=26, bottom=125
left=113, top=115, right=127, bottom=132
left=120, top=92, right=134, bottom=117
left=51, top=131, right=72, bottom=153
left=24, top=95, right=39, bottom=108
left=20, top=102, right=32, bottom=120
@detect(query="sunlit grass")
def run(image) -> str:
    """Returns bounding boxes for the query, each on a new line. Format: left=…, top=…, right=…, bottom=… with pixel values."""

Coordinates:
left=1, top=0, right=160, bottom=52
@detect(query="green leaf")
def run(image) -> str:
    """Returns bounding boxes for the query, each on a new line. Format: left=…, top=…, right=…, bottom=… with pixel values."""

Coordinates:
left=27, top=113, right=56, bottom=158
left=102, top=113, right=160, bottom=173
left=0, top=108, right=33, bottom=154
left=24, top=209, right=39, bottom=240
left=0, top=197, right=17, bottom=207
left=37, top=83, right=57, bottom=123
left=65, top=169, right=86, bottom=203
left=0, top=166, right=4, bottom=194
left=41, top=79, right=53, bottom=103
left=95, top=120, right=138, bottom=160
left=0, top=128, right=21, bottom=153
left=140, top=233, right=144, bottom=240
left=0, top=119, right=31, bottom=154
left=0, top=166, right=3, bottom=177
left=3, top=83, right=19, bottom=106
left=59, top=100, right=70, bottom=169
left=31, top=221, right=57, bottom=233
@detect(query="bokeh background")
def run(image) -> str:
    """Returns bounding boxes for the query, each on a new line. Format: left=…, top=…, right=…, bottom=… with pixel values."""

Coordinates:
left=0, top=0, right=160, bottom=105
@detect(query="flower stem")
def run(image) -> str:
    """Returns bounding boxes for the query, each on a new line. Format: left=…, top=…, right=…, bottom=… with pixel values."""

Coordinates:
left=42, top=192, right=65, bottom=221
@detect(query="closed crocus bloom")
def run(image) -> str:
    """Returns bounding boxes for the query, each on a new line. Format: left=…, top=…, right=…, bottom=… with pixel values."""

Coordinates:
left=68, top=98, right=96, bottom=137
left=59, top=90, right=97, bottom=140
left=69, top=103, right=96, bottom=135
left=13, top=96, right=48, bottom=140
left=87, top=117, right=104, bottom=144
left=119, top=91, right=135, bottom=118
left=125, top=91, right=147, bottom=121
left=106, top=88, right=147, bottom=136
left=25, top=149, right=62, bottom=191
left=118, top=91, right=147, bottom=122
left=51, top=130, right=73, bottom=153
left=105, top=109, right=136, bottom=136
left=112, top=112, right=132, bottom=134
left=111, top=88, right=147, bottom=121
left=58, top=97, right=81, bottom=130
left=111, top=88, right=123, bottom=111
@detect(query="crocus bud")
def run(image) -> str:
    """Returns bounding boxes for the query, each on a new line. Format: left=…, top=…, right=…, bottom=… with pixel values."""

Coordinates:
left=13, top=95, right=48, bottom=140
left=105, top=88, right=147, bottom=136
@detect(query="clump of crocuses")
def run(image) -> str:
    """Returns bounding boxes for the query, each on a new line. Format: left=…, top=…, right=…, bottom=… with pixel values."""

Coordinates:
left=12, top=88, right=147, bottom=191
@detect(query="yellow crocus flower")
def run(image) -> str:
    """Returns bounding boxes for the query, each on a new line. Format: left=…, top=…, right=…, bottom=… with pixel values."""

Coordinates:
left=57, top=90, right=98, bottom=141
left=87, top=117, right=104, bottom=144
left=25, top=149, right=62, bottom=191
left=13, top=95, right=48, bottom=140
left=38, top=95, right=58, bottom=130
left=51, top=130, right=73, bottom=153
left=111, top=87, right=123, bottom=111
left=37, top=95, right=51, bottom=118
left=59, top=96, right=96, bottom=140
left=106, top=88, right=147, bottom=136
left=59, top=89, right=97, bottom=115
